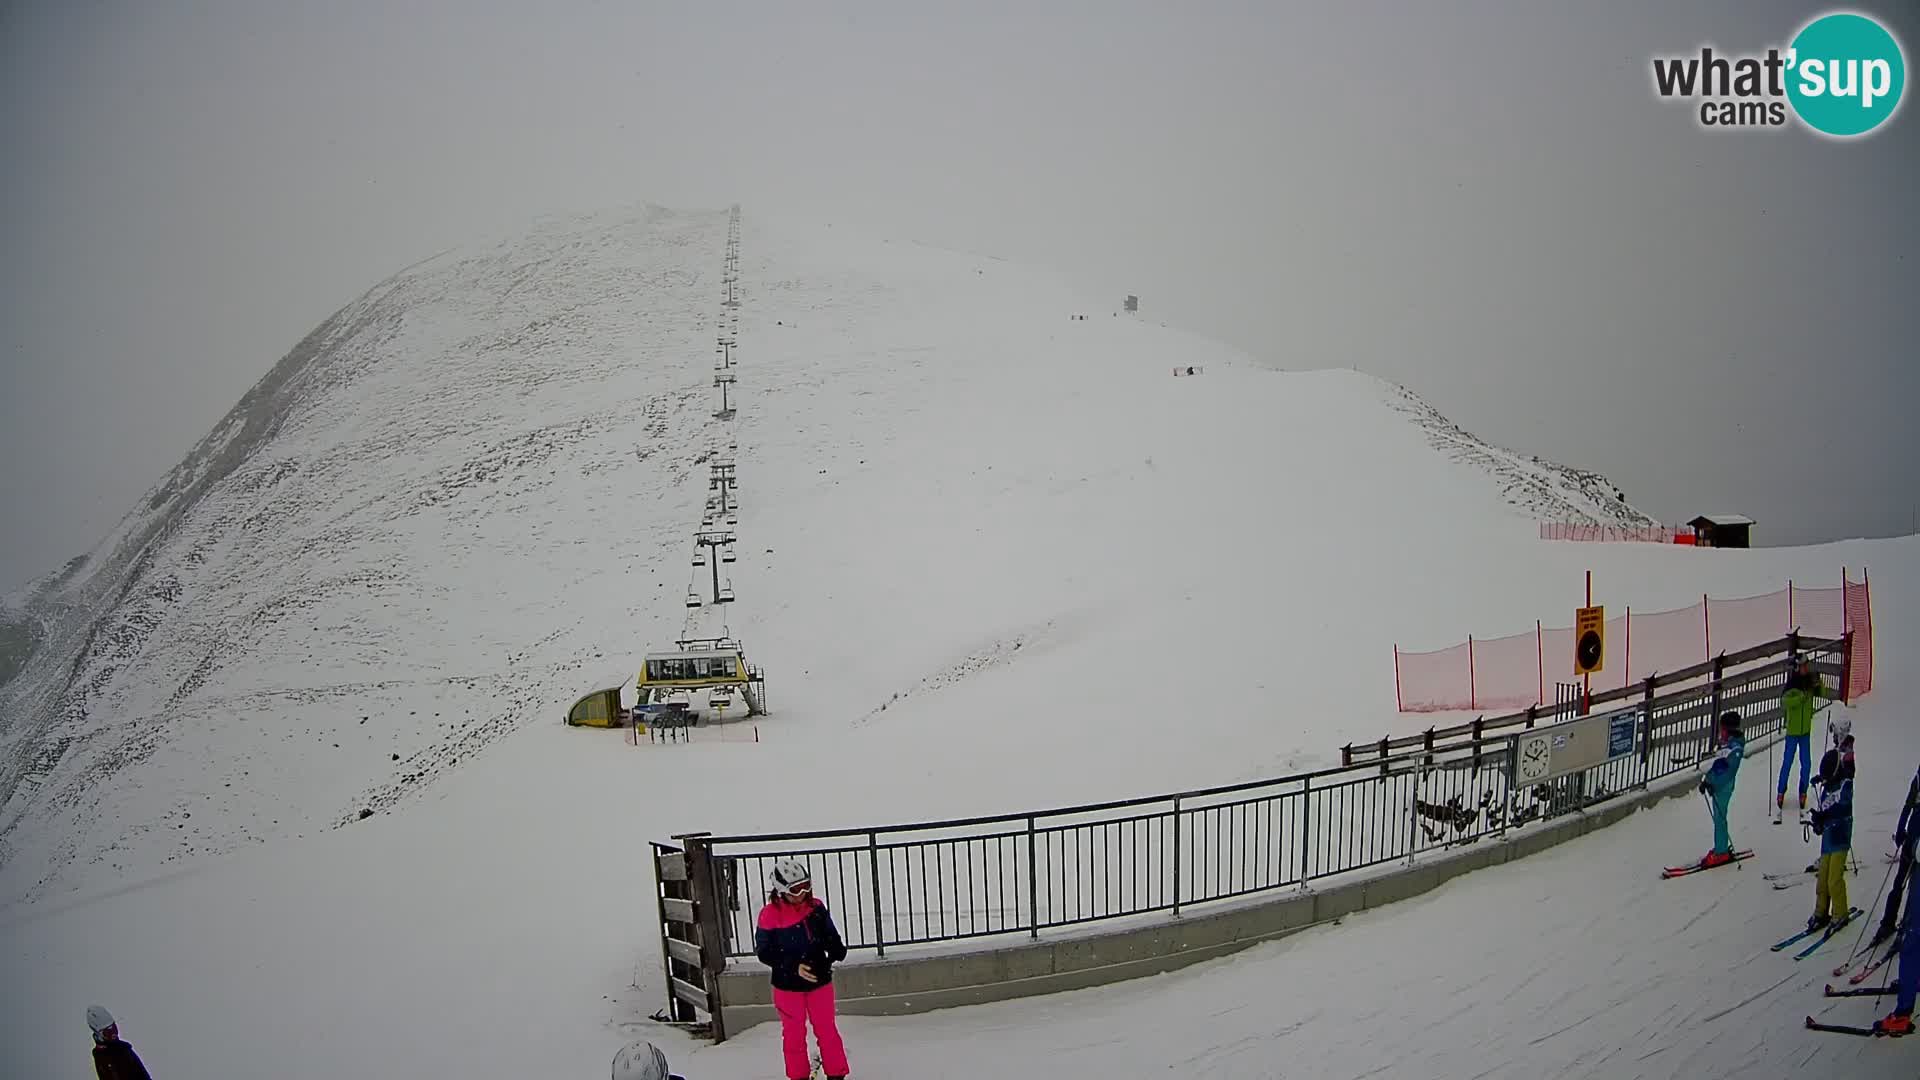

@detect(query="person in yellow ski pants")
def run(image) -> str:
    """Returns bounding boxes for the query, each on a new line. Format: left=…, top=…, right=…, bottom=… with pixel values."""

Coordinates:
left=1808, top=742, right=1855, bottom=932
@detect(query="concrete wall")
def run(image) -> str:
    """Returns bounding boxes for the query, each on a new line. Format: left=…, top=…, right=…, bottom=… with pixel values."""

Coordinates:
left=714, top=772, right=1710, bottom=1036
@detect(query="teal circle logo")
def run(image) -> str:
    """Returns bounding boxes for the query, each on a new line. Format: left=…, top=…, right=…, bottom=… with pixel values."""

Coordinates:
left=1786, top=12, right=1906, bottom=137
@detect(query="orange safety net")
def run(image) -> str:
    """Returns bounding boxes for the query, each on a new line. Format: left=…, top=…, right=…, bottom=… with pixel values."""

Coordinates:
left=1395, top=572, right=1872, bottom=712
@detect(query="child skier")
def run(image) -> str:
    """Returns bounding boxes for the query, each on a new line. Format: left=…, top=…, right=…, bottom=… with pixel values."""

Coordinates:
left=86, top=1006, right=152, bottom=1080
left=1807, top=744, right=1856, bottom=932
left=610, top=1040, right=686, bottom=1080
left=755, top=859, right=851, bottom=1080
left=1776, top=659, right=1837, bottom=818
left=1698, top=711, right=1745, bottom=867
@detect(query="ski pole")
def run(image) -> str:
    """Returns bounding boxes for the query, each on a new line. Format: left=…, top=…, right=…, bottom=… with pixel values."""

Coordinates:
left=1701, top=787, right=1720, bottom=854
left=1766, top=721, right=1775, bottom=820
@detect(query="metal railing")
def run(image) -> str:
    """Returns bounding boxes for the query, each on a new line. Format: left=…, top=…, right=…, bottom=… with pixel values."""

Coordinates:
left=656, top=632, right=1841, bottom=968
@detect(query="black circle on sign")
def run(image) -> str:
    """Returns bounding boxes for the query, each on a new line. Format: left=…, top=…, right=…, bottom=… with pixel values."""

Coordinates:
left=1577, top=630, right=1602, bottom=670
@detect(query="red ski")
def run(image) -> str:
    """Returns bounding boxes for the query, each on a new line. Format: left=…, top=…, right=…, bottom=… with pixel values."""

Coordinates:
left=1662, top=850, right=1754, bottom=878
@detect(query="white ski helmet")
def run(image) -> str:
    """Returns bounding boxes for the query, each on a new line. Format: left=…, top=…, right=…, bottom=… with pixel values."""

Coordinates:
left=1831, top=714, right=1853, bottom=747
left=768, top=857, right=811, bottom=898
left=86, top=1005, right=115, bottom=1035
left=610, top=1040, right=676, bottom=1080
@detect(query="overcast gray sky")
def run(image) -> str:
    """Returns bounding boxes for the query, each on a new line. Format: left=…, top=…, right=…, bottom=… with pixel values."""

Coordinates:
left=3, top=1, right=1915, bottom=588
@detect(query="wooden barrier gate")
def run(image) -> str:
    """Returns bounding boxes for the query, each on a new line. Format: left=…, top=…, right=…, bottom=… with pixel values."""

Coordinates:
left=651, top=834, right=732, bottom=1041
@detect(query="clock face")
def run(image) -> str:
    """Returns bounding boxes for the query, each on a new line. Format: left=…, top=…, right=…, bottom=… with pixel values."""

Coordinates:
left=1517, top=734, right=1552, bottom=783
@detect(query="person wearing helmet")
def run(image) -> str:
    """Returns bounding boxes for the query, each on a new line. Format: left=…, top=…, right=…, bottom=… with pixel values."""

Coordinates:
left=1697, top=711, right=1745, bottom=867
left=86, top=1005, right=152, bottom=1080
left=755, top=858, right=851, bottom=1080
left=1807, top=743, right=1856, bottom=933
left=610, top=1039, right=686, bottom=1080
left=1777, top=658, right=1837, bottom=819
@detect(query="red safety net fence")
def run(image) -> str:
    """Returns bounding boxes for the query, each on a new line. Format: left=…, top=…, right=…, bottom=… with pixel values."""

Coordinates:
left=1539, top=522, right=1691, bottom=544
left=1394, top=569, right=1874, bottom=712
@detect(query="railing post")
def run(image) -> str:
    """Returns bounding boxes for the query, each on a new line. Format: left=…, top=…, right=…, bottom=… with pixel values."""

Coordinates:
left=1378, top=737, right=1390, bottom=777
left=867, top=831, right=886, bottom=958
left=1496, top=734, right=1515, bottom=839
left=1171, top=796, right=1183, bottom=916
left=1639, top=675, right=1657, bottom=786
left=1025, top=816, right=1040, bottom=939
left=1341, top=743, right=1352, bottom=768
left=1471, top=715, right=1485, bottom=773
left=1297, top=778, right=1312, bottom=889
left=1406, top=760, right=1421, bottom=866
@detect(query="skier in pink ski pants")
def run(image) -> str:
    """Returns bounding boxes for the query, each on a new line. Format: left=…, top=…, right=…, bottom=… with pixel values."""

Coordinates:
left=755, top=859, right=851, bottom=1079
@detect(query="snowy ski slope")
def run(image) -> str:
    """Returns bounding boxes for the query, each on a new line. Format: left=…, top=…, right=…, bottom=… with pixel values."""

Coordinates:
left=0, top=204, right=1913, bottom=1078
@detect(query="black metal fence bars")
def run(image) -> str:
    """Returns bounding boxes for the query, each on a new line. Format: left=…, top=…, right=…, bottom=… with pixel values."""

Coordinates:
left=655, top=633, right=1842, bottom=968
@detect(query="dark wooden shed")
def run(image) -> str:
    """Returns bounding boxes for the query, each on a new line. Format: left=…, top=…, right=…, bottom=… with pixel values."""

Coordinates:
left=1688, top=514, right=1754, bottom=548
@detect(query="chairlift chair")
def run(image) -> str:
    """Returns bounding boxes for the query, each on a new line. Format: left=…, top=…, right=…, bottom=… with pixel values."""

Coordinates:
left=685, top=588, right=702, bottom=609
left=720, top=545, right=737, bottom=564
left=693, top=550, right=707, bottom=567
left=716, top=584, right=735, bottom=603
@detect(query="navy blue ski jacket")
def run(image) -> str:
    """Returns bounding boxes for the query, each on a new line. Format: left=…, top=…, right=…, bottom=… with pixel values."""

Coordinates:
left=1811, top=777, right=1854, bottom=854
left=755, top=897, right=848, bottom=993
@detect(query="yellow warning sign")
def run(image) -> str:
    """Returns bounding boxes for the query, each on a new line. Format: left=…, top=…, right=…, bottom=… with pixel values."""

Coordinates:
left=1575, top=605, right=1606, bottom=675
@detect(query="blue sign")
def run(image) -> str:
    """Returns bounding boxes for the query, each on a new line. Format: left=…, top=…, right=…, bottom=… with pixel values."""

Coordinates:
left=1608, top=710, right=1637, bottom=759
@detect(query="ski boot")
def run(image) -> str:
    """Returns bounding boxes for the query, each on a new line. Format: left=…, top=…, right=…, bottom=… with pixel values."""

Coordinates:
left=1702, top=850, right=1735, bottom=868
left=1874, top=1011, right=1913, bottom=1037
left=1807, top=913, right=1832, bottom=934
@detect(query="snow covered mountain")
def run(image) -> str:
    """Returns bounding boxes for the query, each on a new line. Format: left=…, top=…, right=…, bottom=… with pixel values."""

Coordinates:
left=1, top=203, right=1913, bottom=1079
left=0, top=203, right=1663, bottom=907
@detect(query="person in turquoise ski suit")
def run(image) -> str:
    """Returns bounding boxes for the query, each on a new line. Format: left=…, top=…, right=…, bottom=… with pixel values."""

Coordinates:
left=1777, top=660, right=1837, bottom=813
left=1699, top=711, right=1745, bottom=862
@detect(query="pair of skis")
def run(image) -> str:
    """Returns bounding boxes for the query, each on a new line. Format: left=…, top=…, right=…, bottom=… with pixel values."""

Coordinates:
left=1661, top=849, right=1754, bottom=878
left=1806, top=943, right=1906, bottom=1037
left=1837, top=939, right=1900, bottom=985
left=1808, top=986, right=1912, bottom=1037
left=1769, top=908, right=1863, bottom=960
